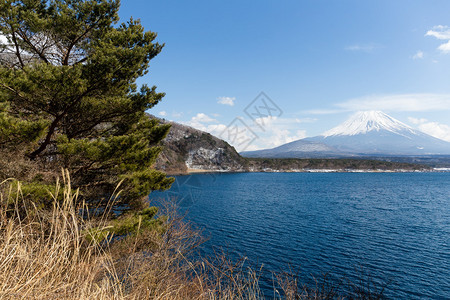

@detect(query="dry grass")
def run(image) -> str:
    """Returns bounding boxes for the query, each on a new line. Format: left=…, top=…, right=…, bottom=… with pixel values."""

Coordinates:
left=0, top=171, right=387, bottom=299
left=0, top=171, right=123, bottom=299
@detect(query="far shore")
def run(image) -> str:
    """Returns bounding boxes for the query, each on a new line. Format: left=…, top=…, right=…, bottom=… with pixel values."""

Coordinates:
left=162, top=167, right=447, bottom=176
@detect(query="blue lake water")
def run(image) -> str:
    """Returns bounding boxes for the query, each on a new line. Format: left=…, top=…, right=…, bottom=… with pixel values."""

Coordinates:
left=150, top=172, right=450, bottom=299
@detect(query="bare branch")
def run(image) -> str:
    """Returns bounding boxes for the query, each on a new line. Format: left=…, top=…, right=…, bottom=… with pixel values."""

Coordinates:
left=16, top=27, right=49, bottom=64
left=9, top=27, right=24, bottom=68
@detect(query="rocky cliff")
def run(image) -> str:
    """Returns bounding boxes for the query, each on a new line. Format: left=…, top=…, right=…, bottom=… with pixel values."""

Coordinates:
left=152, top=116, right=246, bottom=174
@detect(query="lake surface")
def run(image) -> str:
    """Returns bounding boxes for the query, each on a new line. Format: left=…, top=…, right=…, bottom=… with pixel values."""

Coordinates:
left=150, top=172, right=450, bottom=299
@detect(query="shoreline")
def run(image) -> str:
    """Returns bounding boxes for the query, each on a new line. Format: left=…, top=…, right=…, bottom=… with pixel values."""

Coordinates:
left=164, top=167, right=448, bottom=176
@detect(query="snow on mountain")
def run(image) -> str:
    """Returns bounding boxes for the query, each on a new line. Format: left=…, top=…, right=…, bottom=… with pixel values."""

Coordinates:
left=309, top=111, right=450, bottom=155
left=322, top=111, right=417, bottom=137
left=241, top=110, right=450, bottom=158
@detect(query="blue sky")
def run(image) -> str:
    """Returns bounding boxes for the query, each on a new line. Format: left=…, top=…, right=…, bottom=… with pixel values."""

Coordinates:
left=119, top=0, right=450, bottom=151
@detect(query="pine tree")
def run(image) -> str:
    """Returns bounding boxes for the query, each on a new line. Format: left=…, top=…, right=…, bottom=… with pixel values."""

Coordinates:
left=0, top=0, right=174, bottom=213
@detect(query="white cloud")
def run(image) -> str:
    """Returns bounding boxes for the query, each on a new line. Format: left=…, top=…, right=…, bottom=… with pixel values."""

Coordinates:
left=408, top=117, right=450, bottom=142
left=425, top=25, right=450, bottom=40
left=184, top=113, right=225, bottom=132
left=426, top=25, right=450, bottom=53
left=336, top=94, right=450, bottom=112
left=217, top=96, right=235, bottom=106
left=256, top=129, right=306, bottom=150
left=418, top=122, right=450, bottom=142
left=412, top=50, right=424, bottom=59
left=245, top=116, right=307, bottom=150
left=203, top=124, right=228, bottom=136
left=408, top=117, right=427, bottom=125
left=183, top=114, right=256, bottom=150
left=255, top=118, right=308, bottom=149
left=345, top=43, right=380, bottom=53
left=184, top=113, right=217, bottom=129
left=186, top=113, right=217, bottom=128
left=158, top=111, right=167, bottom=117
left=183, top=113, right=308, bottom=152
left=183, top=114, right=230, bottom=143
left=437, top=41, right=450, bottom=53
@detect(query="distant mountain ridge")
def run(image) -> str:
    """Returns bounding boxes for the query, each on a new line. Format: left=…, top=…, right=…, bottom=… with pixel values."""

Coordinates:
left=242, top=111, right=450, bottom=158
left=150, top=114, right=432, bottom=173
left=240, top=140, right=343, bottom=159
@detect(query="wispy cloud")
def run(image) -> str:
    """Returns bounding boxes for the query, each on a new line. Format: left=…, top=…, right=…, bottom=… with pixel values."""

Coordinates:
left=305, top=94, right=450, bottom=115
left=172, top=111, right=183, bottom=118
left=408, top=117, right=427, bottom=125
left=425, top=25, right=450, bottom=53
left=408, top=117, right=450, bottom=142
left=345, top=43, right=381, bottom=53
left=336, top=94, right=450, bottom=112
left=412, top=50, right=424, bottom=59
left=303, top=109, right=346, bottom=115
left=295, top=117, right=318, bottom=124
left=217, top=96, right=236, bottom=106
left=158, top=111, right=167, bottom=117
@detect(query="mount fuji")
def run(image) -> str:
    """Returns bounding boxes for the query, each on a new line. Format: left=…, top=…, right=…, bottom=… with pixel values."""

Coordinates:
left=242, top=111, right=450, bottom=158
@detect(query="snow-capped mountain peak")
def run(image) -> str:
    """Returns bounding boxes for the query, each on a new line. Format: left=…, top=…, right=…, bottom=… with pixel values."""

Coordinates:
left=242, top=110, right=450, bottom=157
left=322, top=111, right=416, bottom=137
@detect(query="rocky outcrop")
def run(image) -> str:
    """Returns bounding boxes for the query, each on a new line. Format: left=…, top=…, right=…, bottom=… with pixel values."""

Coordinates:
left=152, top=116, right=246, bottom=174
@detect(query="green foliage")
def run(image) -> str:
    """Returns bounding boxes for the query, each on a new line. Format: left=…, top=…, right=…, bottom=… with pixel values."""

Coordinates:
left=86, top=206, right=166, bottom=243
left=0, top=101, right=48, bottom=147
left=0, top=0, right=174, bottom=214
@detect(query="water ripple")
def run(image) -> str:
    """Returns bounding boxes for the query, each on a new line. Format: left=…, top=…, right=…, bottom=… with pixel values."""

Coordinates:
left=151, top=172, right=450, bottom=299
